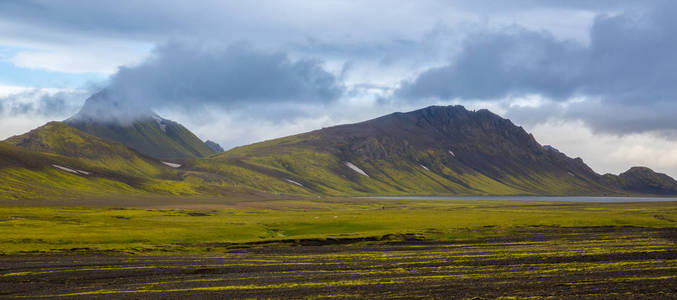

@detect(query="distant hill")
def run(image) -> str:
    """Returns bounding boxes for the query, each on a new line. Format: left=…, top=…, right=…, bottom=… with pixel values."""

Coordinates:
left=603, top=167, right=677, bottom=195
left=65, top=91, right=215, bottom=159
left=205, top=140, right=225, bottom=153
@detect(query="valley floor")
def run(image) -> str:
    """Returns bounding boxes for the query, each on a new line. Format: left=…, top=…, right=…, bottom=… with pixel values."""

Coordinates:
left=1, top=226, right=676, bottom=299
left=0, top=198, right=676, bottom=298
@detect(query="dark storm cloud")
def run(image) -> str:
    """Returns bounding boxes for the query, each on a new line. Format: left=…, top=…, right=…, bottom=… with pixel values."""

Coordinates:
left=450, top=0, right=636, bottom=13
left=106, top=42, right=343, bottom=109
left=0, top=1, right=191, bottom=37
left=581, top=4, right=677, bottom=104
left=397, top=27, right=583, bottom=100
left=397, top=0, right=677, bottom=134
left=0, top=0, right=626, bottom=47
left=4, top=0, right=674, bottom=136
left=0, top=0, right=624, bottom=33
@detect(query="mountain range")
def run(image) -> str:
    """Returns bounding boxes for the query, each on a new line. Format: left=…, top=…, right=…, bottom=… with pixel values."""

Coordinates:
left=2, top=94, right=677, bottom=200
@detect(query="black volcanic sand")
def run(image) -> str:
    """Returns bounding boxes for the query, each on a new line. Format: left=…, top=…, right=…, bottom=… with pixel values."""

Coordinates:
left=1, top=227, right=676, bottom=299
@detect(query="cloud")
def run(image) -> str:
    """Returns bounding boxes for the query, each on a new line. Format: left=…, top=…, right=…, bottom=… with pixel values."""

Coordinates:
left=397, top=27, right=583, bottom=100
left=158, top=93, right=429, bottom=150
left=104, top=42, right=343, bottom=111
left=0, top=88, right=84, bottom=117
left=581, top=4, right=677, bottom=104
left=397, top=1, right=677, bottom=135
left=526, top=120, right=677, bottom=177
left=0, top=86, right=86, bottom=139
left=507, top=98, right=677, bottom=137
left=0, top=0, right=616, bottom=76
left=8, top=45, right=148, bottom=74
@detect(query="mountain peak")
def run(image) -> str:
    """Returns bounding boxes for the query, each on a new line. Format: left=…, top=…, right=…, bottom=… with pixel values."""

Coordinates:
left=624, top=166, right=654, bottom=173
left=397, top=105, right=510, bottom=127
left=414, top=105, right=496, bottom=116
left=205, top=140, right=224, bottom=153
left=420, top=104, right=468, bottom=112
left=68, top=90, right=155, bottom=124
left=405, top=105, right=471, bottom=119
left=64, top=91, right=216, bottom=159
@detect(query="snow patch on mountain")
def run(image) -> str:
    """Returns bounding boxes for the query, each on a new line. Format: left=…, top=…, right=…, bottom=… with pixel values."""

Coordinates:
left=286, top=179, right=304, bottom=187
left=344, top=161, right=369, bottom=177
left=161, top=161, right=181, bottom=168
left=52, top=164, right=89, bottom=175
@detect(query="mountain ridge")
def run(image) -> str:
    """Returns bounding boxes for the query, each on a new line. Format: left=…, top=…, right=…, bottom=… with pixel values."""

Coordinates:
left=3, top=103, right=677, bottom=199
left=204, top=105, right=663, bottom=196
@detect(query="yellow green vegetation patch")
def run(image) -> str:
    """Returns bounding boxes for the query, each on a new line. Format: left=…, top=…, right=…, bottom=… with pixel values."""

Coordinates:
left=0, top=199, right=676, bottom=255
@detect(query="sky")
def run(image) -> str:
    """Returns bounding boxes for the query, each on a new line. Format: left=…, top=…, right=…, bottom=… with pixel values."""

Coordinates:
left=1, top=0, right=677, bottom=177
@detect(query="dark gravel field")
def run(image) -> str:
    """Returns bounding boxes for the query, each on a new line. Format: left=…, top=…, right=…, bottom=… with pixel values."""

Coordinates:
left=1, top=226, right=676, bottom=299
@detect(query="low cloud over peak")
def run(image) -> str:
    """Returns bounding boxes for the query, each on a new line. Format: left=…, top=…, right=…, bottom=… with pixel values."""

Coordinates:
left=106, top=42, right=344, bottom=111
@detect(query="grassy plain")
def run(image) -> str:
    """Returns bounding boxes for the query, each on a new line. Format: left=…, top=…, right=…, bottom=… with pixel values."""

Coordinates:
left=0, top=198, right=676, bottom=255
left=1, top=198, right=676, bottom=298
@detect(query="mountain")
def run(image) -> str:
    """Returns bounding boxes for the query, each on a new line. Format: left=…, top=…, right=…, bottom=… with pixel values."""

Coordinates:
left=1, top=122, right=249, bottom=200
left=199, top=105, right=626, bottom=196
left=205, top=140, right=225, bottom=153
left=603, top=167, right=677, bottom=195
left=4, top=103, right=676, bottom=199
left=65, top=91, right=215, bottom=159
left=543, top=145, right=560, bottom=153
left=5, top=121, right=170, bottom=176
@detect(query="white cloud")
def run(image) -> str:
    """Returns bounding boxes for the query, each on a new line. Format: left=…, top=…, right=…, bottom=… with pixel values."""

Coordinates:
left=0, top=18, right=152, bottom=75
left=0, top=85, right=36, bottom=97
left=0, top=115, right=59, bottom=140
left=0, top=85, right=86, bottom=139
left=9, top=47, right=147, bottom=74
left=528, top=120, right=677, bottom=177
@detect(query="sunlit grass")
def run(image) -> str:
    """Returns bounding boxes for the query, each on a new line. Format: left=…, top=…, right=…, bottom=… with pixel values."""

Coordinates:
left=0, top=199, right=675, bottom=255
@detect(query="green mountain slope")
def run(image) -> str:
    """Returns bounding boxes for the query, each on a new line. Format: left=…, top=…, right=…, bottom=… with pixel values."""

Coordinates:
left=198, top=105, right=630, bottom=196
left=65, top=91, right=215, bottom=159
left=0, top=141, right=146, bottom=200
left=1, top=123, right=223, bottom=200
left=5, top=122, right=169, bottom=177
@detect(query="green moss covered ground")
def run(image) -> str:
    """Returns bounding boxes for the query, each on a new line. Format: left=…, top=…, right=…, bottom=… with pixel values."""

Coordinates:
left=1, top=199, right=675, bottom=255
